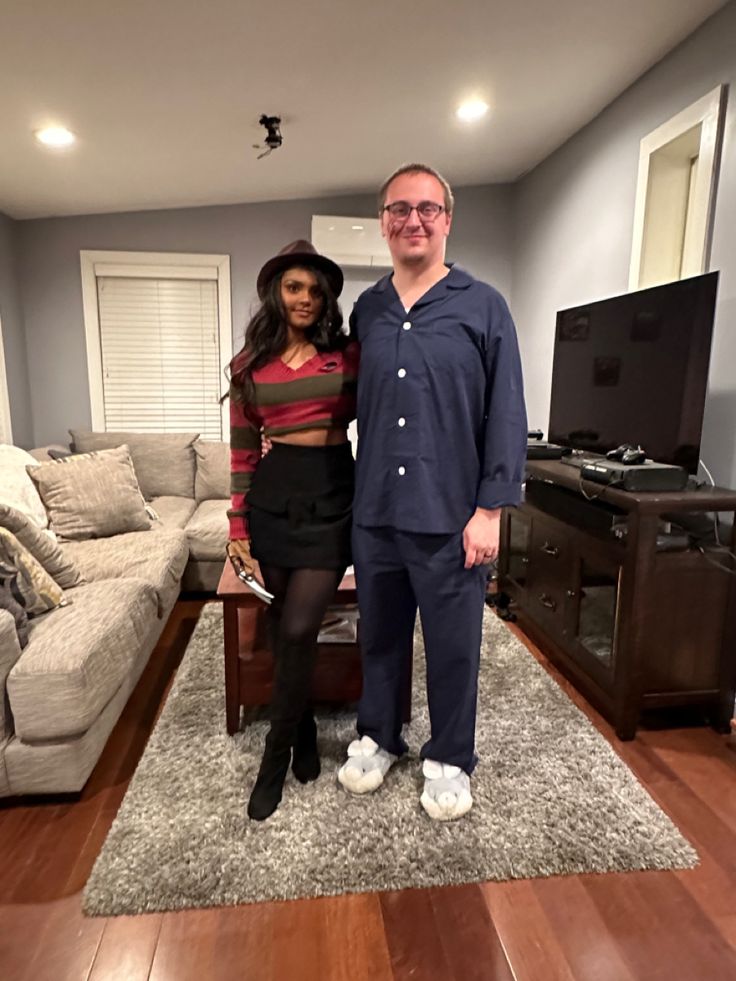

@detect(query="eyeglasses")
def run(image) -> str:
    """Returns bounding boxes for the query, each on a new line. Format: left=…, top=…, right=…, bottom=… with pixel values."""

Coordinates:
left=381, top=200, right=445, bottom=221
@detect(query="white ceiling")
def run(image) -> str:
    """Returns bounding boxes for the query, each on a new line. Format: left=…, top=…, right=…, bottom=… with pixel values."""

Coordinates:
left=0, top=0, right=727, bottom=219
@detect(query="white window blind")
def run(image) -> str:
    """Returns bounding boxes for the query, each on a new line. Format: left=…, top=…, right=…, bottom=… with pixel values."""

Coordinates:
left=96, top=276, right=224, bottom=439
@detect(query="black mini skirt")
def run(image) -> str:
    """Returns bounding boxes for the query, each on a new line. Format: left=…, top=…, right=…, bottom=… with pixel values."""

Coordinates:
left=247, top=441, right=354, bottom=570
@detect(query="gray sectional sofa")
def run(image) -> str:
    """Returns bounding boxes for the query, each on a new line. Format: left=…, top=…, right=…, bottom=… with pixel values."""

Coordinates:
left=68, top=430, right=230, bottom=593
left=0, top=431, right=230, bottom=797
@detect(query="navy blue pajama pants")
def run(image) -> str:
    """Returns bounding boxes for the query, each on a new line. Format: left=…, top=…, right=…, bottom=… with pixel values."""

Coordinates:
left=352, top=524, right=487, bottom=775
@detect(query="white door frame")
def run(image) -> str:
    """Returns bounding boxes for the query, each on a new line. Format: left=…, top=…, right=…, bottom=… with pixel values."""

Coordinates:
left=80, top=250, right=233, bottom=435
left=629, top=85, right=727, bottom=290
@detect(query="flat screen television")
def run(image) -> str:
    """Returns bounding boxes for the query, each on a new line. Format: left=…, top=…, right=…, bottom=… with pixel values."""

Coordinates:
left=547, top=271, right=719, bottom=473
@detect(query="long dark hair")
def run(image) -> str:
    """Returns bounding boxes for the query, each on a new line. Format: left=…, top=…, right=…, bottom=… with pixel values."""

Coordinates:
left=226, top=265, right=346, bottom=418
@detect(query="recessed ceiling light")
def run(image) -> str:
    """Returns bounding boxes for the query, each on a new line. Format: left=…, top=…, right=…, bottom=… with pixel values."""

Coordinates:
left=456, top=100, right=489, bottom=123
left=351, top=225, right=364, bottom=231
left=35, top=126, right=76, bottom=148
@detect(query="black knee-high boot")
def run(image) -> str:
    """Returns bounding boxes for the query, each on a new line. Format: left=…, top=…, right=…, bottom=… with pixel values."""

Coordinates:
left=247, top=636, right=315, bottom=820
left=292, top=706, right=320, bottom=783
left=247, top=727, right=293, bottom=821
left=263, top=616, right=320, bottom=785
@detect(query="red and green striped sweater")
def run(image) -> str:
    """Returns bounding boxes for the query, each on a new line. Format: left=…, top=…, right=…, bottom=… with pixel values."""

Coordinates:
left=228, top=342, right=360, bottom=540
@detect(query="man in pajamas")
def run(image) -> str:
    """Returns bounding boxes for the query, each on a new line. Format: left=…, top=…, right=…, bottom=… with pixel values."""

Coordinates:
left=338, top=163, right=527, bottom=820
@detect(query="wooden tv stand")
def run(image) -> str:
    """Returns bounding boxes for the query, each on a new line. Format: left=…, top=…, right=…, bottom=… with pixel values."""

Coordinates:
left=496, top=460, right=736, bottom=739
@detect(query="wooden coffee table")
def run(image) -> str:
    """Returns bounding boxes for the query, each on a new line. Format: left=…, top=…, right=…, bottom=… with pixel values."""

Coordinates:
left=217, top=561, right=411, bottom=735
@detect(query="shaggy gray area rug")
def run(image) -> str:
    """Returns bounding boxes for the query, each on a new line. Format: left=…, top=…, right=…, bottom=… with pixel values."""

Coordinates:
left=83, top=604, right=698, bottom=915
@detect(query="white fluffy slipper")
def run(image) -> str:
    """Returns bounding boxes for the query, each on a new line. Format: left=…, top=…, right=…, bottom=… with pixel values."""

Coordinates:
left=337, top=735, right=397, bottom=795
left=420, top=759, right=473, bottom=821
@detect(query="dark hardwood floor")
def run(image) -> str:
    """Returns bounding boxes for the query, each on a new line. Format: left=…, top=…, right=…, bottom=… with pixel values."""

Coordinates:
left=2, top=599, right=736, bottom=981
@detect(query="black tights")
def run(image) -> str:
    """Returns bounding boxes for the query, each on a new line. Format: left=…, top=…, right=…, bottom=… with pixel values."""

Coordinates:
left=259, top=564, right=344, bottom=733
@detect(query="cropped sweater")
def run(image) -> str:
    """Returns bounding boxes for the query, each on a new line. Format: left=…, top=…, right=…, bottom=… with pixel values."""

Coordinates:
left=228, top=341, right=359, bottom=540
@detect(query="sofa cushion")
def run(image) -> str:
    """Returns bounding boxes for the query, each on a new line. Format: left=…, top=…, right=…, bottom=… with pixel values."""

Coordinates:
left=0, top=608, right=24, bottom=738
left=194, top=440, right=229, bottom=502
left=61, top=528, right=189, bottom=614
left=186, top=499, right=229, bottom=561
left=29, top=446, right=151, bottom=541
left=0, top=503, right=84, bottom=589
left=149, top=496, right=196, bottom=530
left=0, top=444, right=50, bottom=533
left=0, top=527, right=66, bottom=617
left=70, top=430, right=199, bottom=500
left=7, top=578, right=159, bottom=741
left=1, top=584, right=28, bottom=651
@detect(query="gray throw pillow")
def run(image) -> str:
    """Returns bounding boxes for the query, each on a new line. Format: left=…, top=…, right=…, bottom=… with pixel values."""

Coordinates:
left=0, top=503, right=84, bottom=588
left=69, top=430, right=199, bottom=500
left=27, top=445, right=152, bottom=541
left=194, top=439, right=230, bottom=502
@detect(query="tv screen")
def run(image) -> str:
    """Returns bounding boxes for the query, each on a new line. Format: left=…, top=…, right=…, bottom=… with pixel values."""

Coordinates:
left=547, top=272, right=719, bottom=473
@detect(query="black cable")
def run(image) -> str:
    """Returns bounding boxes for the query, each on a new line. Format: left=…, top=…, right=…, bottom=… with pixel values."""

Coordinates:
left=669, top=518, right=736, bottom=575
left=577, top=468, right=616, bottom=501
left=668, top=512, right=736, bottom=554
left=695, top=545, right=736, bottom=576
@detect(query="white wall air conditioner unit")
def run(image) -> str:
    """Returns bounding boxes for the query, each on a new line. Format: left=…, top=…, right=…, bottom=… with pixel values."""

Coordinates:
left=311, top=215, right=392, bottom=268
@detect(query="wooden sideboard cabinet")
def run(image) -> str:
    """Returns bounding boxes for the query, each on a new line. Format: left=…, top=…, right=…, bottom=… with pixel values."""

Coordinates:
left=496, top=461, right=736, bottom=739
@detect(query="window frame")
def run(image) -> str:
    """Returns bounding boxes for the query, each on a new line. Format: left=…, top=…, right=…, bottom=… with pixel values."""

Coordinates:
left=80, top=250, right=233, bottom=437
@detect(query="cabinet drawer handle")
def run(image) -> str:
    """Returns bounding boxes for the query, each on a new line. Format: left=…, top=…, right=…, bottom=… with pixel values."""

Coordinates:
left=541, top=542, right=560, bottom=558
left=539, top=593, right=557, bottom=611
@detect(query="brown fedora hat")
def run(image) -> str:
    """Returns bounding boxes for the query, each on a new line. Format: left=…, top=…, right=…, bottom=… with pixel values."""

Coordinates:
left=256, top=239, right=344, bottom=299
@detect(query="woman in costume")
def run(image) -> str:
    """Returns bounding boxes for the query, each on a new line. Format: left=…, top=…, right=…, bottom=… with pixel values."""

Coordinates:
left=227, top=240, right=358, bottom=821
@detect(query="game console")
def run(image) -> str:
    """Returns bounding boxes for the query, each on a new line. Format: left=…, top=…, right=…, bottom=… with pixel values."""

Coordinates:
left=580, top=459, right=688, bottom=492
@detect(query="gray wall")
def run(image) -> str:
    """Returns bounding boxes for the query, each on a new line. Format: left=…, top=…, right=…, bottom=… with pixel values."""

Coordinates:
left=0, top=212, right=33, bottom=447
left=513, top=0, right=736, bottom=487
left=17, top=183, right=513, bottom=447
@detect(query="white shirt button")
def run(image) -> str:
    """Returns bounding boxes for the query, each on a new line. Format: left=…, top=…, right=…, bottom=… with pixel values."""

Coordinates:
left=402, top=321, right=412, bottom=331
left=397, top=368, right=406, bottom=378
left=398, top=418, right=406, bottom=427
left=398, top=466, right=406, bottom=475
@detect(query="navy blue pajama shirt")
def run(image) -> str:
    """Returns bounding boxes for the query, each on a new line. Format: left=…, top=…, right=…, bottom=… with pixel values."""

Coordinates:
left=350, top=264, right=527, bottom=531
